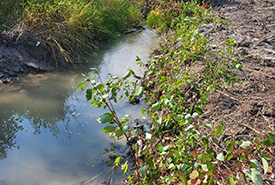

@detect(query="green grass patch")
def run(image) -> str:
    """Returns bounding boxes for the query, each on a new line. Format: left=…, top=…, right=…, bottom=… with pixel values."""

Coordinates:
left=0, top=0, right=142, bottom=61
left=0, top=0, right=25, bottom=31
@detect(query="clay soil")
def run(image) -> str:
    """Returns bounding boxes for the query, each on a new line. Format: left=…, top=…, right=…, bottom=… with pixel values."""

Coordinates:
left=198, top=0, right=275, bottom=184
left=0, top=29, right=66, bottom=84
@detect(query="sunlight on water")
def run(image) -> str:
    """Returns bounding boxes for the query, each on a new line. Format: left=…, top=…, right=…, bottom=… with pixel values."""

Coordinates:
left=0, top=29, right=159, bottom=185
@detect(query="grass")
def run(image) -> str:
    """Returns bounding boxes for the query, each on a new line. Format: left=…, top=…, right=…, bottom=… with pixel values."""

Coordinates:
left=0, top=0, right=142, bottom=62
left=0, top=0, right=25, bottom=31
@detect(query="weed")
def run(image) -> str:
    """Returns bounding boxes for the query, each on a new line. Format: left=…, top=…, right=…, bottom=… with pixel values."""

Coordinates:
left=0, top=0, right=25, bottom=31
left=1, top=0, right=142, bottom=62
left=77, top=1, right=275, bottom=185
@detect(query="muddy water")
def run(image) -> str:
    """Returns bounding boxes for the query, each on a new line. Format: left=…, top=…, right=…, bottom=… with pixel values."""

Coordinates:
left=0, top=29, right=159, bottom=185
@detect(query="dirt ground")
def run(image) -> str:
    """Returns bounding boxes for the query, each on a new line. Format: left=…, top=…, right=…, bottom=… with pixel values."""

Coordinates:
left=198, top=0, right=275, bottom=184
left=0, top=29, right=66, bottom=84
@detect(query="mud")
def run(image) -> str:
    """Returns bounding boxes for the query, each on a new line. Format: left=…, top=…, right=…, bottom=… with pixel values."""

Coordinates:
left=198, top=0, right=275, bottom=184
left=0, top=30, right=66, bottom=84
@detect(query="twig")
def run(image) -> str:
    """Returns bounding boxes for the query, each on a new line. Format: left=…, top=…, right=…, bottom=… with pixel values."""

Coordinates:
left=84, top=171, right=104, bottom=184
left=215, top=89, right=239, bottom=101
left=242, top=123, right=262, bottom=134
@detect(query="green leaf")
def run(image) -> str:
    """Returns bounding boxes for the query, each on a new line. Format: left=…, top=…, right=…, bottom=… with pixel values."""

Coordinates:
left=212, top=130, right=217, bottom=137
left=242, top=172, right=248, bottom=183
left=243, top=169, right=252, bottom=178
left=204, top=92, right=209, bottom=101
left=261, top=158, right=268, bottom=174
left=136, top=56, right=141, bottom=62
left=202, top=164, right=208, bottom=172
left=77, top=81, right=87, bottom=89
left=192, top=112, right=199, bottom=119
left=145, top=133, right=152, bottom=140
left=122, top=125, right=129, bottom=133
left=217, top=153, right=225, bottom=161
left=241, top=153, right=247, bottom=162
left=205, top=124, right=212, bottom=129
left=90, top=68, right=99, bottom=75
left=137, top=86, right=144, bottom=98
left=86, top=89, right=93, bottom=101
left=240, top=141, right=252, bottom=149
left=101, top=126, right=117, bottom=134
left=217, top=125, right=224, bottom=135
left=121, top=161, right=128, bottom=174
left=267, top=133, right=275, bottom=143
left=157, top=118, right=163, bottom=126
left=150, top=102, right=162, bottom=111
left=194, top=107, right=202, bottom=114
left=250, top=159, right=261, bottom=170
left=251, top=168, right=262, bottom=185
left=146, top=155, right=154, bottom=167
left=180, top=175, right=187, bottom=185
left=208, top=177, right=214, bottom=185
left=226, top=154, right=234, bottom=161
left=94, top=83, right=103, bottom=91
left=261, top=139, right=272, bottom=146
left=228, top=142, right=234, bottom=153
left=122, top=70, right=131, bottom=80
left=82, top=73, right=89, bottom=80
left=114, top=157, right=120, bottom=166
left=185, top=125, right=194, bottom=132
left=201, top=135, right=208, bottom=144
left=90, top=100, right=102, bottom=107
left=115, top=129, right=124, bottom=137
left=235, top=63, right=243, bottom=70
left=184, top=114, right=193, bottom=125
left=140, top=166, right=146, bottom=178
left=178, top=164, right=188, bottom=174
left=227, top=177, right=235, bottom=185
left=97, top=113, right=113, bottom=123
left=133, top=73, right=141, bottom=79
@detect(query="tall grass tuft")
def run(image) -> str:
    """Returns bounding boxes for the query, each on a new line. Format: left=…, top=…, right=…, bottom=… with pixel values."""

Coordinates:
left=23, top=0, right=141, bottom=61
left=0, top=0, right=25, bottom=31
left=0, top=0, right=142, bottom=62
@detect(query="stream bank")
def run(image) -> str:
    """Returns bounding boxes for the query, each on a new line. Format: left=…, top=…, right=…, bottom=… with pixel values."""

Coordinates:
left=0, top=0, right=146, bottom=84
left=0, top=30, right=66, bottom=84
left=0, top=26, right=145, bottom=84
left=198, top=0, right=275, bottom=146
left=0, top=28, right=159, bottom=185
left=124, top=0, right=274, bottom=184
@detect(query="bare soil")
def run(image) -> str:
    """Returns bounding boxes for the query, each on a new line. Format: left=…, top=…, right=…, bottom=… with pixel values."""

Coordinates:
left=0, top=29, right=66, bottom=84
left=198, top=0, right=275, bottom=184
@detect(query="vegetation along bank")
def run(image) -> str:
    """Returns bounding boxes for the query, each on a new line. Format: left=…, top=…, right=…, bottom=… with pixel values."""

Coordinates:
left=78, top=0, right=275, bottom=184
left=1, top=0, right=274, bottom=184
left=0, top=0, right=142, bottom=83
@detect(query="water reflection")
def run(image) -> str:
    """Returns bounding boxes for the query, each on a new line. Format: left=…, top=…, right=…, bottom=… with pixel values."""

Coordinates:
left=0, top=117, right=23, bottom=159
left=0, top=29, right=159, bottom=185
left=0, top=73, right=73, bottom=159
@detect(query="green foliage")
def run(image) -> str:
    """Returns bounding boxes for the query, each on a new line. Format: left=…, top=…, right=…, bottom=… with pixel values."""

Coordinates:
left=0, top=0, right=25, bottom=31
left=1, top=0, right=142, bottom=62
left=146, top=1, right=215, bottom=32
left=77, top=1, right=275, bottom=184
left=23, top=0, right=141, bottom=60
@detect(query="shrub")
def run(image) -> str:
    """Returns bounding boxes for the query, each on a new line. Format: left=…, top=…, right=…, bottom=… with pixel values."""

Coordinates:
left=78, top=1, right=275, bottom=185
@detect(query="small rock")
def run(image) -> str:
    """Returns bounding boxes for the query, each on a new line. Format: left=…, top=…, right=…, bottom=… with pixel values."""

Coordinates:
left=2, top=78, right=11, bottom=84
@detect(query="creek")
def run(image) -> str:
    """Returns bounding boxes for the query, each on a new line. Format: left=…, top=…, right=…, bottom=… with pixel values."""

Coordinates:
left=0, top=29, right=159, bottom=185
